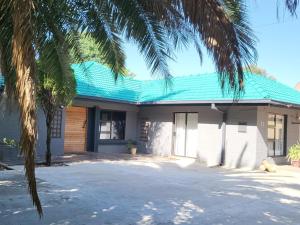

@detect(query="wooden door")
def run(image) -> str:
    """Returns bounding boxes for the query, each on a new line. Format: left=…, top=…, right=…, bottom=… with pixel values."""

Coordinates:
left=64, top=107, right=87, bottom=153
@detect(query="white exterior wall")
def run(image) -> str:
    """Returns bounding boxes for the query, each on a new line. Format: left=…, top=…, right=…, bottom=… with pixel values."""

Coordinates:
left=224, top=107, right=258, bottom=169
left=257, top=106, right=300, bottom=165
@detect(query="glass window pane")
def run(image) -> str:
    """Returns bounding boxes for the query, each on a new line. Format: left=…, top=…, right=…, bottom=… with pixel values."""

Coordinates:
left=100, top=121, right=111, bottom=139
left=268, top=141, right=274, bottom=156
left=99, top=111, right=126, bottom=140
left=268, top=128, right=275, bottom=139
left=267, top=114, right=286, bottom=157
left=267, top=114, right=275, bottom=156
left=268, top=114, right=275, bottom=126
left=101, top=111, right=111, bottom=121
left=100, top=111, right=111, bottom=139
left=275, top=115, right=284, bottom=156
left=111, top=112, right=126, bottom=140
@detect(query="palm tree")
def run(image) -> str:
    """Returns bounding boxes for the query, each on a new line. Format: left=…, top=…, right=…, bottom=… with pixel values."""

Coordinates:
left=285, top=0, right=299, bottom=14
left=0, top=0, right=256, bottom=216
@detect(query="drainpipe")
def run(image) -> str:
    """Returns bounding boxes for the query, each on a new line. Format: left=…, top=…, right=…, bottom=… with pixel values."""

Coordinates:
left=211, top=103, right=227, bottom=166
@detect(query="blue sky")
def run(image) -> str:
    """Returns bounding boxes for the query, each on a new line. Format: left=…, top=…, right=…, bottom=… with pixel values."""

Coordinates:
left=124, top=0, right=300, bottom=88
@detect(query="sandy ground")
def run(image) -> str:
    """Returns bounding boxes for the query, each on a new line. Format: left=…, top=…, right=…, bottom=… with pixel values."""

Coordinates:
left=0, top=157, right=300, bottom=225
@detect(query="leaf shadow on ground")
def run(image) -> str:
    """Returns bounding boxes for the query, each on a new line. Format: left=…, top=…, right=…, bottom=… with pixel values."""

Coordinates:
left=0, top=159, right=300, bottom=225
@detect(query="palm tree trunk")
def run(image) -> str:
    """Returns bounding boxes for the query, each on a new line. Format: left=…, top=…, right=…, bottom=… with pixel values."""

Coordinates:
left=11, top=0, right=43, bottom=217
left=45, top=113, right=52, bottom=166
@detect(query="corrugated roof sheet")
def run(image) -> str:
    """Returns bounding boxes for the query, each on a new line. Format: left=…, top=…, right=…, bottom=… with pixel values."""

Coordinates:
left=1, top=61, right=300, bottom=106
left=74, top=61, right=300, bottom=105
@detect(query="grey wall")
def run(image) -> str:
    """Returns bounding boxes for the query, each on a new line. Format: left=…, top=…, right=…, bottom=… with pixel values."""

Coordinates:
left=3, top=92, right=299, bottom=168
left=138, top=105, right=224, bottom=166
left=0, top=97, right=65, bottom=157
left=36, top=108, right=65, bottom=157
left=257, top=106, right=300, bottom=165
left=224, top=106, right=258, bottom=169
left=138, top=105, right=260, bottom=168
left=0, top=101, right=21, bottom=144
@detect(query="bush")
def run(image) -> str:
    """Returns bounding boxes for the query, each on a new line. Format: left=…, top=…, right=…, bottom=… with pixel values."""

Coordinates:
left=287, top=143, right=300, bottom=161
left=127, top=139, right=137, bottom=149
left=1, top=138, right=18, bottom=148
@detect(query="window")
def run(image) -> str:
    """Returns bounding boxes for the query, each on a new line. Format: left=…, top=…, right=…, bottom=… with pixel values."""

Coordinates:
left=267, top=114, right=287, bottom=157
left=51, top=109, right=62, bottom=138
left=140, top=118, right=150, bottom=142
left=99, top=111, right=126, bottom=140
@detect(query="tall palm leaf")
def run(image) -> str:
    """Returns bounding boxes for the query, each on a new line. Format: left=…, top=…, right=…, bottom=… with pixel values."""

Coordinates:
left=0, top=0, right=256, bottom=216
left=10, top=0, right=42, bottom=216
left=285, top=0, right=299, bottom=14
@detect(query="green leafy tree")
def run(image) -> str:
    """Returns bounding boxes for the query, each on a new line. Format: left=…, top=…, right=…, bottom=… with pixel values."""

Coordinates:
left=243, top=65, right=276, bottom=80
left=37, top=57, right=76, bottom=166
left=70, top=33, right=133, bottom=76
left=0, top=0, right=256, bottom=216
left=71, top=34, right=104, bottom=63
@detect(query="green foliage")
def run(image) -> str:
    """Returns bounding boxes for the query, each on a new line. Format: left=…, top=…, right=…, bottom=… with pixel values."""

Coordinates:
left=0, top=0, right=257, bottom=216
left=37, top=38, right=76, bottom=110
left=127, top=139, right=137, bottom=149
left=69, top=33, right=133, bottom=76
left=287, top=143, right=300, bottom=161
left=1, top=137, right=18, bottom=148
left=37, top=39, right=77, bottom=168
left=243, top=65, right=276, bottom=80
left=37, top=72, right=76, bottom=110
left=70, top=34, right=104, bottom=63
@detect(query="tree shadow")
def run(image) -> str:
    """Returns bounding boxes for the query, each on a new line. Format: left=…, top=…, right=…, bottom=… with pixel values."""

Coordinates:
left=1, top=159, right=300, bottom=225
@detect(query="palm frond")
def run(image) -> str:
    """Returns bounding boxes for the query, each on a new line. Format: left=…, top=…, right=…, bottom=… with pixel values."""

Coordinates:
left=0, top=0, right=257, bottom=217
left=174, top=0, right=256, bottom=94
left=0, top=2, right=17, bottom=102
left=111, top=0, right=173, bottom=81
left=11, top=0, right=43, bottom=217
left=77, top=0, right=126, bottom=78
left=285, top=0, right=299, bottom=15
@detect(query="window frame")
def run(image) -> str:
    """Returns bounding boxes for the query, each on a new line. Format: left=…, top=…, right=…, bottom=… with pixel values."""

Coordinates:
left=51, top=109, right=63, bottom=138
left=267, top=113, right=287, bottom=157
left=99, top=110, right=126, bottom=141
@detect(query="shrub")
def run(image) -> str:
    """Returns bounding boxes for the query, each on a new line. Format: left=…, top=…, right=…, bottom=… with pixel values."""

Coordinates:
left=287, top=143, right=300, bottom=161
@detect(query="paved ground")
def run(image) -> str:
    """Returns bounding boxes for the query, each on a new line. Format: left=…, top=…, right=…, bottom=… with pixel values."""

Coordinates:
left=1, top=157, right=300, bottom=225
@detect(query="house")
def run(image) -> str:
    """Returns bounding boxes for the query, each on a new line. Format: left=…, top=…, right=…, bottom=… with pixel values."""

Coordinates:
left=1, top=61, right=300, bottom=168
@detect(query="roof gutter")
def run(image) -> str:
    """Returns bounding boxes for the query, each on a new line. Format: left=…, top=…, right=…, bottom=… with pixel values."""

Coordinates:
left=75, top=95, right=300, bottom=109
left=75, top=95, right=137, bottom=105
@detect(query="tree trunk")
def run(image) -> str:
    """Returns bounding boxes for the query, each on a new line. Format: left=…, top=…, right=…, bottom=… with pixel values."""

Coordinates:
left=11, top=0, right=43, bottom=217
left=45, top=113, right=53, bottom=166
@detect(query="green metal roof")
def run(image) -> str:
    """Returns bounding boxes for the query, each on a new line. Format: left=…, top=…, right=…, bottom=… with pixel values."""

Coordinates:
left=73, top=62, right=141, bottom=103
left=1, top=61, right=300, bottom=106
left=0, top=76, right=4, bottom=87
left=74, top=61, right=300, bottom=106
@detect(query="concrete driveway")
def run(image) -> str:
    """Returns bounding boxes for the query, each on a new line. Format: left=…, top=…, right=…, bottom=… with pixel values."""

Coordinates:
left=1, top=157, right=300, bottom=225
